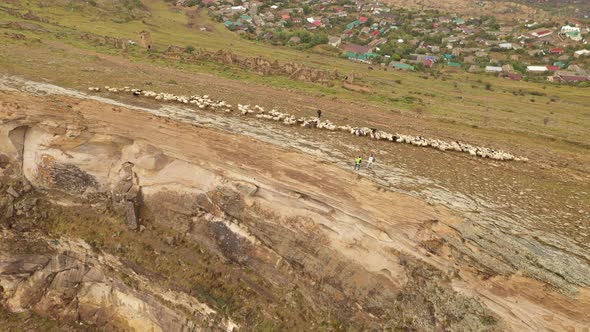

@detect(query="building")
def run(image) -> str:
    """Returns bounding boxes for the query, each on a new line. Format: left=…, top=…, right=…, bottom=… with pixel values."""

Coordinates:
left=502, top=64, right=514, bottom=73
left=550, top=48, right=565, bottom=55
left=368, top=37, right=387, bottom=48
left=341, top=43, right=372, bottom=54
left=561, top=25, right=582, bottom=41
left=549, top=71, right=589, bottom=83
left=389, top=61, right=415, bottom=70
left=328, top=36, right=342, bottom=47
left=485, top=66, right=502, bottom=73
left=530, top=28, right=553, bottom=38
left=527, top=66, right=548, bottom=73
left=139, top=31, right=152, bottom=50
left=468, top=65, right=481, bottom=73
left=561, top=25, right=581, bottom=33
left=505, top=73, right=523, bottom=81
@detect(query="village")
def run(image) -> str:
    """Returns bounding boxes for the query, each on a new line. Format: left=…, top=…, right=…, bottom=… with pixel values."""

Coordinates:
left=182, top=0, right=590, bottom=85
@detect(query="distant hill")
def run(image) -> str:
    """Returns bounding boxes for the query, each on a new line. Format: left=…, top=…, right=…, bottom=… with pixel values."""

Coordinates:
left=35, top=0, right=151, bottom=22
left=383, top=0, right=588, bottom=20
left=495, top=0, right=590, bottom=18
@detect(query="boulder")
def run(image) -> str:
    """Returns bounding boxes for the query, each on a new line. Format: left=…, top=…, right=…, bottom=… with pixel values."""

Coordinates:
left=125, top=201, right=138, bottom=230
left=6, top=186, right=20, bottom=199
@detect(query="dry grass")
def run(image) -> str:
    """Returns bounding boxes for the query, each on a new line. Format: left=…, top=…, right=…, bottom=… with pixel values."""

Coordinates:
left=0, top=0, right=589, bottom=149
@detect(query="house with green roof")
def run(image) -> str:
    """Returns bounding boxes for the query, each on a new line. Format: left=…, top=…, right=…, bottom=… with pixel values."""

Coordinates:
left=345, top=20, right=362, bottom=30
left=389, top=61, right=415, bottom=71
left=565, top=31, right=582, bottom=41
left=447, top=61, right=462, bottom=67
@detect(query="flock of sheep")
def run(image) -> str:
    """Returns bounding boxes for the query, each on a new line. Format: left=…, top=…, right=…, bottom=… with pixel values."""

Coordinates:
left=88, top=86, right=528, bottom=162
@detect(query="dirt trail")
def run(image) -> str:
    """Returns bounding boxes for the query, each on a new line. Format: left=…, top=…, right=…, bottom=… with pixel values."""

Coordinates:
left=1, top=77, right=590, bottom=330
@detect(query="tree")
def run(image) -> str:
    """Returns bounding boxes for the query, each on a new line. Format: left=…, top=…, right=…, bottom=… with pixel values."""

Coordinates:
left=302, top=4, right=311, bottom=15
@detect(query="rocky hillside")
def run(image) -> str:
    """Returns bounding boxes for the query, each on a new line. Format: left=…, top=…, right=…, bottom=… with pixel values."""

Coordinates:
left=0, top=78, right=589, bottom=331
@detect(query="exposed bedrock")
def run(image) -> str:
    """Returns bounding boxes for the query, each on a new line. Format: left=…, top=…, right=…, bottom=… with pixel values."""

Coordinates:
left=0, top=93, right=589, bottom=331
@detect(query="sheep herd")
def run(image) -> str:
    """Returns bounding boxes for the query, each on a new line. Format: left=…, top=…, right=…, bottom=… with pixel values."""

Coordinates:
left=88, top=86, right=528, bottom=162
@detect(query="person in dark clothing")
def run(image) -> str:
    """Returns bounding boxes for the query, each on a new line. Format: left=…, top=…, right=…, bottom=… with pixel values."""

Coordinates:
left=317, top=109, right=322, bottom=118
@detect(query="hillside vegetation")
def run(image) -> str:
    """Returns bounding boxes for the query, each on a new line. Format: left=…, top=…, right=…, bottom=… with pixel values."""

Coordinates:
left=0, top=0, right=589, bottom=150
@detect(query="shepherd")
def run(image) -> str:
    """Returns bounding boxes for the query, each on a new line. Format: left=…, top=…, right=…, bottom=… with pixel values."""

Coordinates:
left=367, top=153, right=376, bottom=169
left=317, top=109, right=322, bottom=119
left=354, top=156, right=362, bottom=171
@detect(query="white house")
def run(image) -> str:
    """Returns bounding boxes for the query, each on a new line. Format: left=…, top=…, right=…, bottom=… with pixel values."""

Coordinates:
left=527, top=66, right=548, bottom=73
left=574, top=49, right=590, bottom=57
left=561, top=25, right=583, bottom=41
left=328, top=36, right=342, bottom=47
left=561, top=25, right=581, bottom=33
left=230, top=5, right=247, bottom=12
left=499, top=43, right=513, bottom=49
left=485, top=66, right=503, bottom=73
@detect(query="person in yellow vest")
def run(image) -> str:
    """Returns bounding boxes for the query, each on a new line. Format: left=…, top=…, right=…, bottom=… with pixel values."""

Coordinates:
left=354, top=156, right=362, bottom=170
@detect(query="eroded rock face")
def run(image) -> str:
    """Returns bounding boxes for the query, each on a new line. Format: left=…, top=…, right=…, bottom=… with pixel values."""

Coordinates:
left=162, top=49, right=341, bottom=83
left=0, top=90, right=589, bottom=331
left=0, top=231, right=235, bottom=332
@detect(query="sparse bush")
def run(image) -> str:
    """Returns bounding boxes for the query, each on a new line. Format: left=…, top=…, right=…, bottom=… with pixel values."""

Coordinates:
left=529, top=91, right=546, bottom=96
left=185, top=45, right=195, bottom=54
left=579, top=82, right=590, bottom=88
left=166, top=80, right=177, bottom=85
left=485, top=82, right=492, bottom=91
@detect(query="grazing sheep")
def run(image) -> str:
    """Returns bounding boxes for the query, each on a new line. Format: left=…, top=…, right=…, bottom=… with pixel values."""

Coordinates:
left=88, top=85, right=527, bottom=162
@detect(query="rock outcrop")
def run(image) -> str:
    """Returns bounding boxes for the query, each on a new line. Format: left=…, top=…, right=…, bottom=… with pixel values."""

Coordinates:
left=1, top=83, right=589, bottom=331
left=0, top=230, right=234, bottom=331
left=163, top=48, right=341, bottom=83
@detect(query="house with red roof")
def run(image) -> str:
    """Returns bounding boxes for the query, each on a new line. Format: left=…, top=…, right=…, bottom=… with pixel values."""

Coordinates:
left=546, top=65, right=560, bottom=71
left=359, top=17, right=368, bottom=23
left=341, top=43, right=372, bottom=54
left=530, top=29, right=553, bottom=38
left=549, top=48, right=564, bottom=55
left=552, top=74, right=589, bottom=83
left=505, top=73, right=523, bottom=81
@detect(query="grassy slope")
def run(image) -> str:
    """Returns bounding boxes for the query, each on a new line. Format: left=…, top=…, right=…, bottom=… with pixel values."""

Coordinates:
left=0, top=0, right=589, bottom=149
